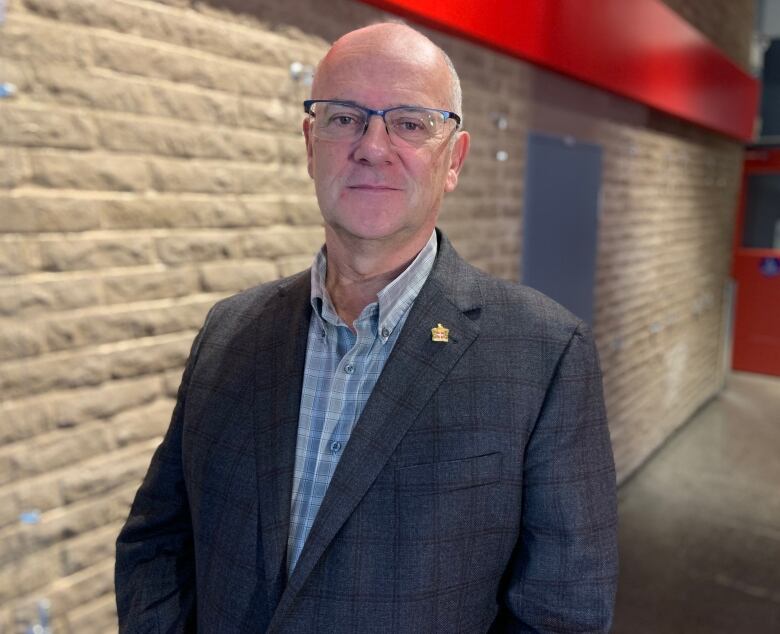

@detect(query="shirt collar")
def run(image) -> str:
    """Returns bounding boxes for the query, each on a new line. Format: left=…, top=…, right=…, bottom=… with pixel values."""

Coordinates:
left=310, top=229, right=438, bottom=342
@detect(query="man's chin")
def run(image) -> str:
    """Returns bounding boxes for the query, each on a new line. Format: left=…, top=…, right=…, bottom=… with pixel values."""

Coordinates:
left=324, top=219, right=411, bottom=245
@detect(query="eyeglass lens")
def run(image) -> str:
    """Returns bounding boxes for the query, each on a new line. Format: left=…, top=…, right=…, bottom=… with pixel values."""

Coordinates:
left=311, top=103, right=448, bottom=144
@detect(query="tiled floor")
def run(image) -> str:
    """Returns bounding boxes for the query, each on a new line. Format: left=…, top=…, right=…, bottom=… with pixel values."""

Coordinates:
left=613, top=372, right=780, bottom=634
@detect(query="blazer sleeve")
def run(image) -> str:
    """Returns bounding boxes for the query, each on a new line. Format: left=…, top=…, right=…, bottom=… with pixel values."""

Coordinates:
left=497, top=322, right=619, bottom=633
left=114, top=309, right=212, bottom=633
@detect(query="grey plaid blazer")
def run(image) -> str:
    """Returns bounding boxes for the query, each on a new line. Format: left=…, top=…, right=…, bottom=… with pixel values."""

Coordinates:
left=116, top=230, right=618, bottom=633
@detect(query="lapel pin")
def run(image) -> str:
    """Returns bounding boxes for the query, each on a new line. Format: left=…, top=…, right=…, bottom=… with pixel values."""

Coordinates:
left=431, top=323, right=449, bottom=343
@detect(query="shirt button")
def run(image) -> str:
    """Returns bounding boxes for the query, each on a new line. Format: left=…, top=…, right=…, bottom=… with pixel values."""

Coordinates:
left=344, top=363, right=354, bottom=374
left=381, top=327, right=390, bottom=338
left=330, top=441, right=342, bottom=453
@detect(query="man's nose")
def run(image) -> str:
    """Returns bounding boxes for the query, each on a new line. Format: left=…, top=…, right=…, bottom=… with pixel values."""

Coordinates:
left=353, top=115, right=394, bottom=164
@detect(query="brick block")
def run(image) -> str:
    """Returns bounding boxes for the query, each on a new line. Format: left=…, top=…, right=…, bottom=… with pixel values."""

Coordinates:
left=0, top=237, right=41, bottom=276
left=241, top=226, right=323, bottom=259
left=0, top=14, right=93, bottom=67
left=0, top=334, right=185, bottom=400
left=0, top=147, right=33, bottom=188
left=0, top=277, right=100, bottom=317
left=39, top=236, right=153, bottom=272
left=238, top=98, right=301, bottom=134
left=0, top=399, right=50, bottom=447
left=102, top=267, right=201, bottom=303
left=236, top=164, right=313, bottom=195
left=0, top=375, right=163, bottom=447
left=33, top=63, right=157, bottom=114
left=91, top=32, right=288, bottom=99
left=0, top=320, right=45, bottom=361
left=155, top=85, right=244, bottom=127
left=154, top=232, right=242, bottom=264
left=199, top=258, right=278, bottom=292
left=31, top=560, right=115, bottom=632
left=278, top=134, right=307, bottom=165
left=59, top=441, right=157, bottom=505
left=21, top=0, right=321, bottom=73
left=238, top=196, right=286, bottom=226
left=0, top=57, right=34, bottom=95
left=280, top=197, right=323, bottom=225
left=110, top=398, right=175, bottom=448
left=65, top=594, right=118, bottom=634
left=0, top=351, right=106, bottom=400
left=0, top=423, right=114, bottom=486
left=0, top=543, right=61, bottom=604
left=148, top=157, right=237, bottom=194
left=0, top=103, right=98, bottom=150
left=95, top=113, right=280, bottom=162
left=30, top=150, right=151, bottom=191
left=0, top=471, right=64, bottom=530
left=42, top=297, right=214, bottom=352
left=147, top=0, right=191, bottom=6
left=165, top=4, right=321, bottom=69
left=60, top=522, right=123, bottom=576
left=0, top=195, right=101, bottom=233
left=22, top=60, right=243, bottom=130
left=0, top=483, right=140, bottom=602
left=99, top=196, right=248, bottom=229
left=107, top=334, right=193, bottom=381
left=21, top=482, right=137, bottom=557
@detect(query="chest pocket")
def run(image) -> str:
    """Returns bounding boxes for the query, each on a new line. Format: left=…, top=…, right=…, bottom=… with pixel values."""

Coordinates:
left=396, top=451, right=502, bottom=496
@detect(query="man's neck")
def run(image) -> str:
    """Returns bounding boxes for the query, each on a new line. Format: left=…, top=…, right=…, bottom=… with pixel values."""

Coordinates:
left=323, top=227, right=432, bottom=329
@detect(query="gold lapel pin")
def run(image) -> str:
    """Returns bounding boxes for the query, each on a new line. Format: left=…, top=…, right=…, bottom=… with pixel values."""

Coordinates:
left=431, top=323, right=449, bottom=343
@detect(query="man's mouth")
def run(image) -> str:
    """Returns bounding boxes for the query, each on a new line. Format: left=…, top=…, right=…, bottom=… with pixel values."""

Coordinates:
left=347, top=184, right=401, bottom=191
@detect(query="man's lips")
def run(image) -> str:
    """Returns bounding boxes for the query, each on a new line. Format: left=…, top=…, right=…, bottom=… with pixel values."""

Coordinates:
left=347, top=185, right=401, bottom=190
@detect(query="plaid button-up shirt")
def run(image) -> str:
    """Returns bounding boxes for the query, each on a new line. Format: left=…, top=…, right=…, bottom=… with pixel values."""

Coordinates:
left=286, top=230, right=437, bottom=574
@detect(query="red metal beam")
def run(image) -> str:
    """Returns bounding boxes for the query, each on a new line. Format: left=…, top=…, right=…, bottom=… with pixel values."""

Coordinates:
left=357, top=0, right=760, bottom=142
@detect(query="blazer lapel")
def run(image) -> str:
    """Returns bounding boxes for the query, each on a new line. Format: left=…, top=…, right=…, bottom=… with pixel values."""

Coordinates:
left=269, top=234, right=484, bottom=630
left=253, top=271, right=311, bottom=614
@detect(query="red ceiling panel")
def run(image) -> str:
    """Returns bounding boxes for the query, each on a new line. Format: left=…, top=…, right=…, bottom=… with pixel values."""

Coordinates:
left=357, top=0, right=760, bottom=141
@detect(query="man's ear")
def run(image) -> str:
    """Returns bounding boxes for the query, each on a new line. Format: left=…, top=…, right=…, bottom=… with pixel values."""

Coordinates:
left=303, top=117, right=314, bottom=179
left=444, top=130, right=470, bottom=193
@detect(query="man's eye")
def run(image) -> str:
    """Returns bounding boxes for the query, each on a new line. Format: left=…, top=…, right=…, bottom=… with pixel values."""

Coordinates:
left=391, top=113, right=434, bottom=136
left=328, top=114, right=361, bottom=126
left=398, top=120, right=424, bottom=131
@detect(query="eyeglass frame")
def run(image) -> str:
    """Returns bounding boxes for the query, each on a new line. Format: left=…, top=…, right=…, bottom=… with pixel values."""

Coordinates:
left=302, top=99, right=462, bottom=144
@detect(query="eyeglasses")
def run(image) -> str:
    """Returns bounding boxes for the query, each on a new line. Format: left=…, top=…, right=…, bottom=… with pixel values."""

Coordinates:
left=303, top=99, right=461, bottom=147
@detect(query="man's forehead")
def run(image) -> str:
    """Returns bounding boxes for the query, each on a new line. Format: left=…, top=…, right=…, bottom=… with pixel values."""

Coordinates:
left=330, top=23, right=442, bottom=61
left=312, top=29, right=448, bottom=105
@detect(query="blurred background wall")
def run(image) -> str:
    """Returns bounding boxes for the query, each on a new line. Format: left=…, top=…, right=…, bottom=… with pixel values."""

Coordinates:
left=0, top=0, right=754, bottom=630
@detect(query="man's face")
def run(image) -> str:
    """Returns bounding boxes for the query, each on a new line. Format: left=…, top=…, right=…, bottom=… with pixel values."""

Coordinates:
left=303, top=44, right=469, bottom=247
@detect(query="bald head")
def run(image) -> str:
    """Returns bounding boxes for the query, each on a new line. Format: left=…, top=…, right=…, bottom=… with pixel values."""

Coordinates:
left=312, top=23, right=462, bottom=118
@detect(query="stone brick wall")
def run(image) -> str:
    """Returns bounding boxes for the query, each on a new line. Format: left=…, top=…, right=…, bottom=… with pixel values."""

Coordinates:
left=0, top=0, right=751, bottom=630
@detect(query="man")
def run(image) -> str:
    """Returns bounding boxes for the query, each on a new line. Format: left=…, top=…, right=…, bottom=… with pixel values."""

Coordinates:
left=116, top=23, right=618, bottom=633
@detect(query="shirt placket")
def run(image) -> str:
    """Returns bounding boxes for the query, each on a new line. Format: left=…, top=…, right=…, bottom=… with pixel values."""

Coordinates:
left=315, top=311, right=377, bottom=466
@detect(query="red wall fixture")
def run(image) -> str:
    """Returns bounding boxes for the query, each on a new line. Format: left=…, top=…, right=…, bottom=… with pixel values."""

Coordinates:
left=731, top=149, right=780, bottom=377
left=357, top=0, right=760, bottom=142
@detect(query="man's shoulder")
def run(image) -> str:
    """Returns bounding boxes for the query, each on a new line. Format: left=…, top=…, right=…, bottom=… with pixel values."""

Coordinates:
left=434, top=232, right=582, bottom=344
left=205, top=269, right=310, bottom=327
left=471, top=267, right=584, bottom=342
